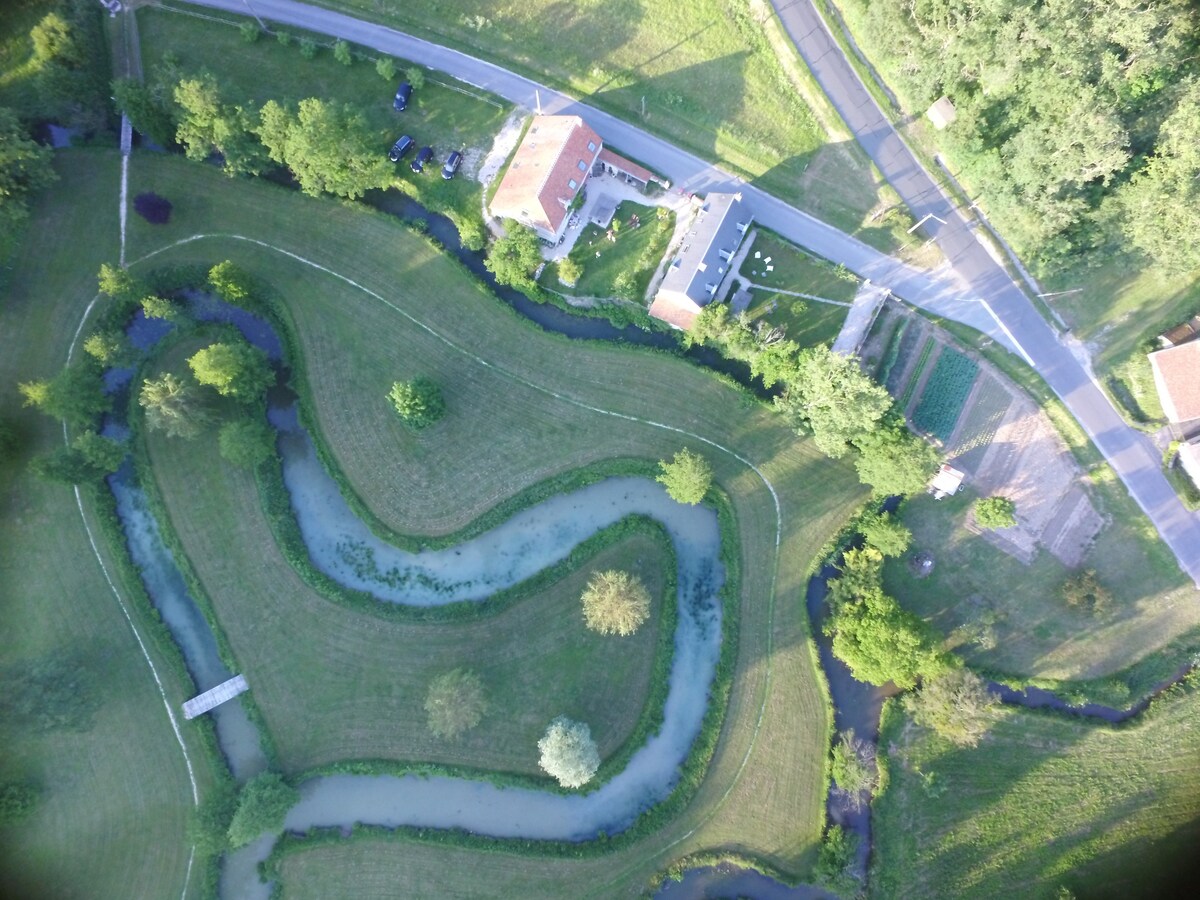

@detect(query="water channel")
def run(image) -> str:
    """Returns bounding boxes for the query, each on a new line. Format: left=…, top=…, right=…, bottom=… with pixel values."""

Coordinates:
left=99, top=194, right=1185, bottom=899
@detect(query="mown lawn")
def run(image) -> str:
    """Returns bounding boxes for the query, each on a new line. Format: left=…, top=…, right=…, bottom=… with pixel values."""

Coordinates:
left=123, top=150, right=866, bottom=893
left=0, top=151, right=221, bottom=900
left=738, top=232, right=859, bottom=303
left=746, top=290, right=848, bottom=350
left=138, top=4, right=512, bottom=224
left=144, top=339, right=672, bottom=774
left=872, top=683, right=1200, bottom=899
left=547, top=201, right=674, bottom=300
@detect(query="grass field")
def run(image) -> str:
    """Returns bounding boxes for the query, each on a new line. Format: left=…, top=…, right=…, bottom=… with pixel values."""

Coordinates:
left=138, top=5, right=512, bottom=225
left=884, top=490, right=1200, bottom=698
left=0, top=151, right=224, bottom=899
left=120, top=149, right=866, bottom=891
left=872, top=682, right=1200, bottom=899
left=548, top=201, right=674, bottom=301
left=144, top=342, right=673, bottom=774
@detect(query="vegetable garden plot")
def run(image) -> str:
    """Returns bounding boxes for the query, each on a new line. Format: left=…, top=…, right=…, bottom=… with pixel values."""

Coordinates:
left=912, top=349, right=979, bottom=441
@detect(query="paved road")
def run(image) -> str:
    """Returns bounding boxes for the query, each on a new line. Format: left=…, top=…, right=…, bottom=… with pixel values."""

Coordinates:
left=180, top=0, right=1200, bottom=583
left=772, top=0, right=1200, bottom=585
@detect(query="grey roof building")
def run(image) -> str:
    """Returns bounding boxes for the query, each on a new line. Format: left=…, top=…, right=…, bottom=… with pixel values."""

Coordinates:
left=649, top=192, right=752, bottom=330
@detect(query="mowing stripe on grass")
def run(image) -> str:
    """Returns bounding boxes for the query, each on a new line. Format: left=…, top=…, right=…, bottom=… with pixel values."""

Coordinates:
left=132, top=231, right=797, bottom=886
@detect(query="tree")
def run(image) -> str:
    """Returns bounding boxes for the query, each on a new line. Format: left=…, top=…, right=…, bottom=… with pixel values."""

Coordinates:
left=974, top=496, right=1016, bottom=529
left=19, top=363, right=109, bottom=428
left=333, top=39, right=352, bottom=65
left=906, top=667, right=998, bottom=747
left=812, top=825, right=859, bottom=894
left=484, top=221, right=543, bottom=290
left=174, top=74, right=267, bottom=176
left=581, top=570, right=651, bottom=636
left=188, top=779, right=237, bottom=856
left=387, top=377, right=445, bottom=428
left=141, top=294, right=181, bottom=321
left=557, top=256, right=582, bottom=286
left=31, top=13, right=81, bottom=66
left=113, top=78, right=176, bottom=148
left=424, top=668, right=487, bottom=739
left=376, top=57, right=397, bottom=81
left=0, top=107, right=56, bottom=237
left=97, top=263, right=144, bottom=302
left=537, top=716, right=600, bottom=788
left=830, top=728, right=878, bottom=809
left=218, top=418, right=275, bottom=468
left=406, top=66, right=426, bottom=90
left=656, top=448, right=713, bottom=505
left=82, top=329, right=131, bottom=366
left=826, top=585, right=951, bottom=690
left=853, top=424, right=939, bottom=497
left=208, top=260, right=254, bottom=306
left=827, top=547, right=884, bottom=610
left=775, top=346, right=892, bottom=457
left=226, top=772, right=298, bottom=848
left=140, top=373, right=211, bottom=439
left=188, top=342, right=273, bottom=402
left=257, top=98, right=393, bottom=199
left=30, top=430, right=125, bottom=484
left=1060, top=569, right=1112, bottom=617
left=860, top=511, right=911, bottom=558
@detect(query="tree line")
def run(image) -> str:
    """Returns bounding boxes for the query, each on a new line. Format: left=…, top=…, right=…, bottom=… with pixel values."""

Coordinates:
left=850, top=0, right=1200, bottom=273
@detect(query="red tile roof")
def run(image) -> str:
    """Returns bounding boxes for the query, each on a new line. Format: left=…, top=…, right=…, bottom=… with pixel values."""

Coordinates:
left=648, top=293, right=703, bottom=330
left=1149, top=342, right=1200, bottom=423
left=597, top=148, right=656, bottom=184
left=490, top=116, right=601, bottom=237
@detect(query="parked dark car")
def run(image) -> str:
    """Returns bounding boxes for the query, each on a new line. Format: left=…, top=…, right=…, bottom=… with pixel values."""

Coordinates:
left=388, top=135, right=414, bottom=162
left=393, top=81, right=412, bottom=111
left=441, top=150, right=463, bottom=180
left=411, top=146, right=433, bottom=173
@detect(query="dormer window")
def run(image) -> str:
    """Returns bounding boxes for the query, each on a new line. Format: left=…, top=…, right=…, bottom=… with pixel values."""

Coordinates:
left=578, top=160, right=587, bottom=172
left=568, top=178, right=578, bottom=190
left=587, top=141, right=596, bottom=152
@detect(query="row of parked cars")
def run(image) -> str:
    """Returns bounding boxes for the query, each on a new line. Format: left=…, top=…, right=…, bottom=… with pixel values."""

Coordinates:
left=388, top=81, right=463, bottom=179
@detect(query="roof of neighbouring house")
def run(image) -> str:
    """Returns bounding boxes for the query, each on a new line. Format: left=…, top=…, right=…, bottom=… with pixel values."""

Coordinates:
left=490, top=115, right=602, bottom=236
left=1149, top=342, right=1200, bottom=423
left=652, top=193, right=750, bottom=321
left=647, top=293, right=705, bottom=330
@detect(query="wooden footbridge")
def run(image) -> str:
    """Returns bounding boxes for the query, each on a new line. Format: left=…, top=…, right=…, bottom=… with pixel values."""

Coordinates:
left=183, top=674, right=249, bottom=720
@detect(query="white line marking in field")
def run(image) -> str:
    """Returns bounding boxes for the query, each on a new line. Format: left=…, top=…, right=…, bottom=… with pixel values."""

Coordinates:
left=132, top=233, right=794, bottom=874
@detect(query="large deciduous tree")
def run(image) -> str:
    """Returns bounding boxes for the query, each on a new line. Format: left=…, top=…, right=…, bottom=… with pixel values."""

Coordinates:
left=905, top=667, right=998, bottom=747
left=484, top=220, right=543, bottom=290
left=19, top=363, right=109, bottom=428
left=226, top=772, right=297, bottom=848
left=174, top=74, right=266, bottom=176
left=387, top=377, right=445, bottom=429
left=140, top=373, right=211, bottom=439
left=257, top=98, right=392, bottom=199
left=775, top=346, right=893, bottom=458
left=537, top=716, right=600, bottom=788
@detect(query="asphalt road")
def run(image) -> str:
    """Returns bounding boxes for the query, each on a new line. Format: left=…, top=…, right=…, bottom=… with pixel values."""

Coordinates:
left=772, top=0, right=1200, bottom=584
left=181, top=0, right=1200, bottom=584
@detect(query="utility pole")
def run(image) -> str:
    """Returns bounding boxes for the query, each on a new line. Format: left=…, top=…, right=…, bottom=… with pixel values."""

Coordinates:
left=536, top=89, right=542, bottom=115
left=907, top=212, right=947, bottom=234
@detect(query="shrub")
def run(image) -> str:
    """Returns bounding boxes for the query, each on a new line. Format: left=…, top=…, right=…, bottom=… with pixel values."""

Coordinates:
left=239, top=22, right=260, bottom=43
left=227, top=773, right=298, bottom=848
left=974, top=495, right=1016, bottom=529
left=133, top=192, right=172, bottom=224
left=656, top=448, right=712, bottom=505
left=1060, top=569, right=1112, bottom=617
left=333, top=39, right=352, bottom=66
left=830, top=728, right=878, bottom=809
left=557, top=257, right=582, bottom=286
left=581, top=570, right=651, bottom=636
left=537, top=716, right=600, bottom=788
left=405, top=66, right=426, bottom=90
left=141, top=294, right=180, bottom=321
left=275, top=30, right=292, bottom=47
left=375, top=57, right=397, bottom=81
left=299, top=38, right=316, bottom=59
left=424, top=669, right=487, bottom=739
left=218, top=418, right=276, bottom=468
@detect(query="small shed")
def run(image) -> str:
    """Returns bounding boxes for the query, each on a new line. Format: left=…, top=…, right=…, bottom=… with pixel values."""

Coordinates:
left=926, top=97, right=958, bottom=130
left=929, top=463, right=965, bottom=499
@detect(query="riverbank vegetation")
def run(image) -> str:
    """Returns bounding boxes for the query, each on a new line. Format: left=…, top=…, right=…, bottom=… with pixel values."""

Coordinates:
left=123, top=149, right=863, bottom=893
